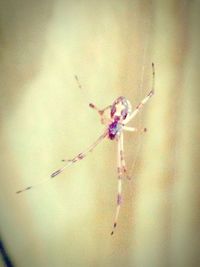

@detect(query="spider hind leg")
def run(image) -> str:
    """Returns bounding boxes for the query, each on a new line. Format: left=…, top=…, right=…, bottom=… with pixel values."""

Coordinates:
left=110, top=135, right=124, bottom=235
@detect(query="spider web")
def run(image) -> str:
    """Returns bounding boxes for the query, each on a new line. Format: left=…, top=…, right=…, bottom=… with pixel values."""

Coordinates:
left=128, top=16, right=152, bottom=181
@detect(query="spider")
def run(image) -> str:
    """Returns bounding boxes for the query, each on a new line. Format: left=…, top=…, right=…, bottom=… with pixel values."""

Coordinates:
left=16, top=63, right=155, bottom=235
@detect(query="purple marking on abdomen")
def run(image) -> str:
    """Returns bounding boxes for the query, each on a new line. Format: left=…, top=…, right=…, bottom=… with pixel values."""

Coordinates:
left=108, top=121, right=120, bottom=140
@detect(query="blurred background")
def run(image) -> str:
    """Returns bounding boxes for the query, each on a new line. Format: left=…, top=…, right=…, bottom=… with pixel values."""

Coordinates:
left=0, top=0, right=200, bottom=266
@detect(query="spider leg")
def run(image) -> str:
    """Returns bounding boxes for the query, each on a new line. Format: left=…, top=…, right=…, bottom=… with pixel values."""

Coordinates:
left=16, top=130, right=107, bottom=194
left=125, top=63, right=155, bottom=124
left=52, top=130, right=107, bottom=176
left=60, top=130, right=107, bottom=164
left=111, top=134, right=123, bottom=235
left=119, top=132, right=130, bottom=179
left=123, top=126, right=147, bottom=133
left=74, top=75, right=111, bottom=116
left=123, top=126, right=137, bottom=132
left=89, top=103, right=112, bottom=117
left=74, top=75, right=99, bottom=112
left=88, top=102, right=112, bottom=125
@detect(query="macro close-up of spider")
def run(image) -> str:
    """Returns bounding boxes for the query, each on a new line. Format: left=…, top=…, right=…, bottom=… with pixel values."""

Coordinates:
left=1, top=1, right=200, bottom=266
left=16, top=63, right=155, bottom=235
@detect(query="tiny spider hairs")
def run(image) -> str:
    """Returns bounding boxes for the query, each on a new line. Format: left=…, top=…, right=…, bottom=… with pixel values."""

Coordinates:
left=16, top=63, right=155, bottom=235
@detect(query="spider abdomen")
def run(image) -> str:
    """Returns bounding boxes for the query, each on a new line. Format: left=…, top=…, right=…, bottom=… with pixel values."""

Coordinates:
left=108, top=121, right=121, bottom=140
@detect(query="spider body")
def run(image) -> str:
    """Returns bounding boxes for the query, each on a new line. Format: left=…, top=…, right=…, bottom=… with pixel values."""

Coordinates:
left=108, top=120, right=122, bottom=140
left=16, top=63, right=155, bottom=236
left=107, top=96, right=132, bottom=140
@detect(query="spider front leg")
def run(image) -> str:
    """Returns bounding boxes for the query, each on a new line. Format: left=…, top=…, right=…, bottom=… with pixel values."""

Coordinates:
left=111, top=134, right=123, bottom=235
left=125, top=62, right=155, bottom=124
left=16, top=130, right=107, bottom=194
left=52, top=130, right=107, bottom=177
left=89, top=103, right=112, bottom=122
left=74, top=75, right=111, bottom=123
left=87, top=102, right=112, bottom=125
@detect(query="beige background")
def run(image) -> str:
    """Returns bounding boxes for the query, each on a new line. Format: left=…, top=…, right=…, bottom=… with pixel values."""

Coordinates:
left=0, top=0, right=200, bottom=267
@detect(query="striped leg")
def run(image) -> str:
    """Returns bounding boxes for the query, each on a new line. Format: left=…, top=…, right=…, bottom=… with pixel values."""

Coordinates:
left=60, top=130, right=107, bottom=166
left=111, top=136, right=123, bottom=235
left=125, top=63, right=155, bottom=124
left=74, top=75, right=100, bottom=112
left=119, top=132, right=130, bottom=179
left=88, top=102, right=112, bottom=125
left=16, top=130, right=107, bottom=194
left=74, top=75, right=111, bottom=121
left=89, top=103, right=112, bottom=118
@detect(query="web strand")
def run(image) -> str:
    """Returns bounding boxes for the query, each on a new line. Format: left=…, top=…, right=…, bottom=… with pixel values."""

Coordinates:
left=129, top=17, right=151, bottom=179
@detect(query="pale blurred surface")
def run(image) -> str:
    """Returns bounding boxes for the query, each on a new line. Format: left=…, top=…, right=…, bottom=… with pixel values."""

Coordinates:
left=0, top=1, right=200, bottom=267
